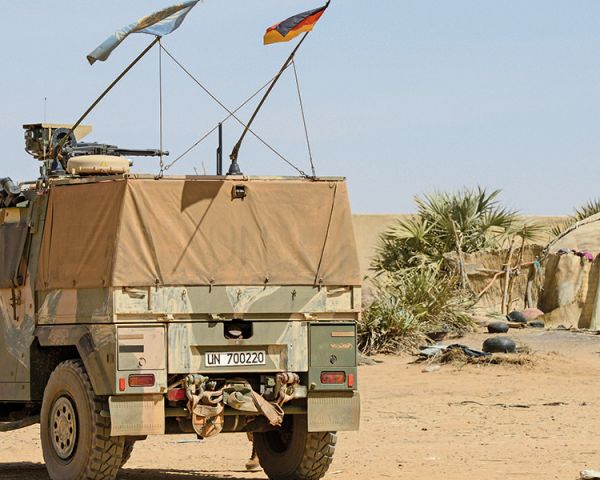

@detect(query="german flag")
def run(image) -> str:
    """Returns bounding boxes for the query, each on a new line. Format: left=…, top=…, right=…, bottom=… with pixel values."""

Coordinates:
left=264, top=2, right=330, bottom=45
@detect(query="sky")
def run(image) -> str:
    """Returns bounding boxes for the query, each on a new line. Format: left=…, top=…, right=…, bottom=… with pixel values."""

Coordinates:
left=1, top=1, right=600, bottom=214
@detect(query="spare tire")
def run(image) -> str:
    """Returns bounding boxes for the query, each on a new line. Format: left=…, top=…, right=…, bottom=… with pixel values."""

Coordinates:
left=487, top=322, right=509, bottom=334
left=528, top=320, right=545, bottom=329
left=508, top=311, right=528, bottom=323
left=482, top=336, right=517, bottom=353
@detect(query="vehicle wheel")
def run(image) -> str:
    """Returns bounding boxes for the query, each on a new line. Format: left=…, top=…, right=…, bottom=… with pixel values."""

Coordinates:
left=120, top=440, right=136, bottom=468
left=253, top=414, right=336, bottom=480
left=40, top=360, right=125, bottom=480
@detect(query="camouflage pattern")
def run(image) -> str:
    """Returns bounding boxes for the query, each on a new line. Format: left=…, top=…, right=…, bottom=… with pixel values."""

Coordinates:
left=0, top=193, right=45, bottom=401
left=0, top=174, right=361, bottom=436
left=37, top=285, right=359, bottom=321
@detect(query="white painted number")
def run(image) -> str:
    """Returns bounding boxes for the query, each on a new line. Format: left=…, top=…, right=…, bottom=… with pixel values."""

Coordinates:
left=205, top=351, right=266, bottom=367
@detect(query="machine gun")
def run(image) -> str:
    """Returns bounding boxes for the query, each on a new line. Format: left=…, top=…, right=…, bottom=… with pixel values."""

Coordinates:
left=64, top=143, right=169, bottom=160
left=23, top=123, right=168, bottom=176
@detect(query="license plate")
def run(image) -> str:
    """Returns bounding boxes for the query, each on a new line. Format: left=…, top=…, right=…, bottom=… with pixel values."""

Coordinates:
left=205, top=351, right=267, bottom=367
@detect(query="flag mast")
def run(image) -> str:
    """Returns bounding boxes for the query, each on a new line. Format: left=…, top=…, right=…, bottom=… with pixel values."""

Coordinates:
left=228, top=0, right=330, bottom=175
left=55, top=1, right=199, bottom=163
left=58, top=37, right=160, bottom=155
left=228, top=32, right=310, bottom=175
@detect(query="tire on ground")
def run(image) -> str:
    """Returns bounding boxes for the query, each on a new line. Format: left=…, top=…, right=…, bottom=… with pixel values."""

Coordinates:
left=507, top=310, right=528, bottom=323
left=487, top=322, right=509, bottom=334
left=40, top=359, right=125, bottom=480
left=253, top=414, right=336, bottom=480
left=528, top=320, right=545, bottom=329
left=482, top=336, right=517, bottom=353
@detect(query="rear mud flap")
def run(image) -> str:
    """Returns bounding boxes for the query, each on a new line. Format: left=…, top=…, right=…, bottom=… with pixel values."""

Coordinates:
left=109, top=394, right=165, bottom=436
left=308, top=391, right=360, bottom=432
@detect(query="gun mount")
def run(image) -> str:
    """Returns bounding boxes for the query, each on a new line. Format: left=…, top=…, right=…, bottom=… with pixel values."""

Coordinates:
left=23, top=123, right=93, bottom=161
left=23, top=123, right=169, bottom=177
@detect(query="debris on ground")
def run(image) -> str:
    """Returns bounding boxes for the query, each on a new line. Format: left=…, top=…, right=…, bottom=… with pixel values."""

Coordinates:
left=417, top=342, right=534, bottom=367
left=449, top=400, right=567, bottom=409
left=418, top=344, right=489, bottom=359
left=421, top=365, right=441, bottom=373
left=507, top=321, right=528, bottom=329
left=416, top=335, right=536, bottom=368
left=358, top=353, right=383, bottom=366
left=443, top=349, right=534, bottom=366
left=580, top=470, right=600, bottom=479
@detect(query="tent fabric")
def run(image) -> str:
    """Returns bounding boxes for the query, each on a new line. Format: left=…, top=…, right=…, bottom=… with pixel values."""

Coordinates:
left=0, top=223, right=28, bottom=288
left=37, top=178, right=361, bottom=290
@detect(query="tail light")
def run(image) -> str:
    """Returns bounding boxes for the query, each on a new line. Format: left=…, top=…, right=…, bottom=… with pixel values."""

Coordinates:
left=320, top=371, right=346, bottom=384
left=348, top=373, right=355, bottom=388
left=167, top=388, right=187, bottom=402
left=128, top=374, right=155, bottom=388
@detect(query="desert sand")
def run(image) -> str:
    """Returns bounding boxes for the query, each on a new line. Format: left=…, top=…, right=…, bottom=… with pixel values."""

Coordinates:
left=1, top=329, right=599, bottom=480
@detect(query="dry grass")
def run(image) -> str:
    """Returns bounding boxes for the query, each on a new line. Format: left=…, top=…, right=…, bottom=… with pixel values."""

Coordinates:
left=428, top=348, right=536, bottom=367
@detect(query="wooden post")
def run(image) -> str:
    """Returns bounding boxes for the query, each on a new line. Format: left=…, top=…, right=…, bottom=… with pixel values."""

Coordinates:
left=502, top=237, right=516, bottom=314
left=507, top=235, right=526, bottom=312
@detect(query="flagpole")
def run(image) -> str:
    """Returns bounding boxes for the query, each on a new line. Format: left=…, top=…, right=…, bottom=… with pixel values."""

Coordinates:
left=57, top=36, right=161, bottom=155
left=158, top=38, right=164, bottom=173
left=228, top=31, right=310, bottom=174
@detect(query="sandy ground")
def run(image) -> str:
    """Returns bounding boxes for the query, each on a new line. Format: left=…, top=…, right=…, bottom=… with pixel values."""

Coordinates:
left=1, top=328, right=600, bottom=480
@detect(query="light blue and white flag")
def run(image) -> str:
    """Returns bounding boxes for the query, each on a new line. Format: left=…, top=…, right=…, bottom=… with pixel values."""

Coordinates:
left=87, top=1, right=200, bottom=65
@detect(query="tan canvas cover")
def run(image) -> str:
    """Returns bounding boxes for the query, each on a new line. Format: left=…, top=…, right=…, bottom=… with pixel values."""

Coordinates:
left=37, top=181, right=126, bottom=289
left=0, top=223, right=28, bottom=288
left=37, top=178, right=361, bottom=289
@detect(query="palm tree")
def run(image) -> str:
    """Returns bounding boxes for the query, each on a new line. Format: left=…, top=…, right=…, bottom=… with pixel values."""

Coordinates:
left=550, top=198, right=600, bottom=238
left=362, top=187, right=546, bottom=352
left=372, top=187, right=525, bottom=275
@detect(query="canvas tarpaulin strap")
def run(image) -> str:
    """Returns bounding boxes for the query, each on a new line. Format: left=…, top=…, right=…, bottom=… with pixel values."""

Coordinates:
left=0, top=223, right=28, bottom=288
left=37, top=178, right=361, bottom=290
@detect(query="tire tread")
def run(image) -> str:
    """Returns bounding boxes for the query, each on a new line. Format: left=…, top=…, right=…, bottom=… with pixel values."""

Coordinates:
left=43, top=360, right=124, bottom=480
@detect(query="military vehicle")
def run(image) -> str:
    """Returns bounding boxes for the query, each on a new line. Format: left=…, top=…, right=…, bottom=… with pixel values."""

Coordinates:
left=0, top=122, right=361, bottom=480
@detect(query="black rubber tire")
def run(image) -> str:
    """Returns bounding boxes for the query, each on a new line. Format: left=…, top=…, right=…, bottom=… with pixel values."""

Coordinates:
left=40, top=360, right=125, bottom=480
left=487, top=322, right=509, bottom=334
left=508, top=311, right=528, bottom=323
left=120, top=440, right=136, bottom=468
left=528, top=320, right=545, bottom=329
left=254, top=415, right=336, bottom=480
left=482, top=336, right=517, bottom=353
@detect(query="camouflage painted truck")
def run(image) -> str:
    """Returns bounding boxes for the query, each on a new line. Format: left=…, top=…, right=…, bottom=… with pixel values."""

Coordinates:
left=0, top=123, right=362, bottom=480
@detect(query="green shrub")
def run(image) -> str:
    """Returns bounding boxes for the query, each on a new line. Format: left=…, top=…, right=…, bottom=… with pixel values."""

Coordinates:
left=358, top=269, right=474, bottom=355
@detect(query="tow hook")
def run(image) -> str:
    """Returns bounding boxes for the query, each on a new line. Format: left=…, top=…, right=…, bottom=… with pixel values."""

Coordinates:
left=184, top=374, right=209, bottom=401
left=275, top=372, right=300, bottom=404
left=183, top=374, right=298, bottom=439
